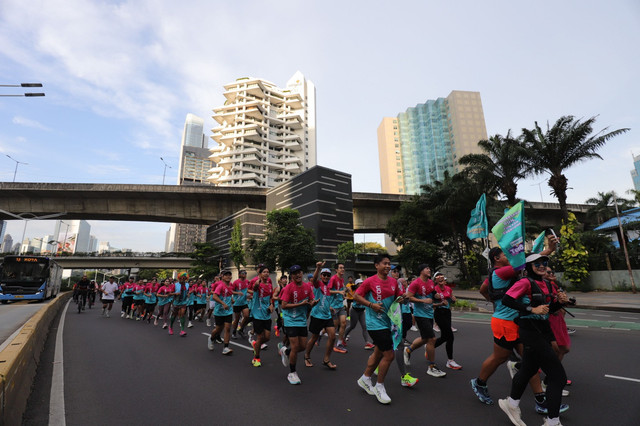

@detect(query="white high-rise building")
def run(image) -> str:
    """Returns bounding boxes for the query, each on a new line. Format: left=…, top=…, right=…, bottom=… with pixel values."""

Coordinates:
left=54, top=220, right=91, bottom=254
left=89, top=235, right=99, bottom=253
left=40, top=234, right=56, bottom=253
left=1, top=234, right=13, bottom=253
left=208, top=71, right=317, bottom=187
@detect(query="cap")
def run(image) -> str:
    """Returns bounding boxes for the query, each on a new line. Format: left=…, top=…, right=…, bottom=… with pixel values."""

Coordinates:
left=417, top=263, right=430, bottom=273
left=321, top=268, right=331, bottom=274
left=433, top=272, right=444, bottom=279
left=178, top=272, right=189, bottom=279
left=239, top=269, right=247, bottom=275
left=355, top=278, right=363, bottom=285
left=525, top=253, right=549, bottom=263
left=289, top=265, right=303, bottom=274
left=221, top=269, right=232, bottom=276
left=390, top=265, right=397, bottom=270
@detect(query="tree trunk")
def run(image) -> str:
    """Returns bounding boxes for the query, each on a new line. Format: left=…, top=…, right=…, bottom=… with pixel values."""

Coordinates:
left=549, top=173, right=569, bottom=222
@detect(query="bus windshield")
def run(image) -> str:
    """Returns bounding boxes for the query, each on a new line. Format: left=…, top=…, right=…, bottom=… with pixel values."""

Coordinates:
left=1, top=258, right=49, bottom=282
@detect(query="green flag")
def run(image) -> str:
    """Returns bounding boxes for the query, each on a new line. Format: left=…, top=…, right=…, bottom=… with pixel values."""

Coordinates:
left=467, top=194, right=489, bottom=240
left=491, top=201, right=526, bottom=270
left=387, top=297, right=403, bottom=350
left=532, top=231, right=546, bottom=253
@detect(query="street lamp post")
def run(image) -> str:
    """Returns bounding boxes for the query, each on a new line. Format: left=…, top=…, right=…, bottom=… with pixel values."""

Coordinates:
left=0, top=83, right=45, bottom=97
left=160, top=157, right=172, bottom=185
left=5, top=155, right=28, bottom=182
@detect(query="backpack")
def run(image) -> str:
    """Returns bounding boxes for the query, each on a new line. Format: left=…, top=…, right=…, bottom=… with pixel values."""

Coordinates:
left=487, top=268, right=519, bottom=301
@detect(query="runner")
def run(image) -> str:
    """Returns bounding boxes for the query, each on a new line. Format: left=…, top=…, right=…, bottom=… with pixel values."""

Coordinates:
left=344, top=279, right=374, bottom=350
left=100, top=276, right=119, bottom=317
left=403, top=264, right=446, bottom=378
left=390, top=266, right=418, bottom=387
left=279, top=265, right=317, bottom=384
left=231, top=269, right=251, bottom=339
left=132, top=279, right=145, bottom=320
left=354, top=254, right=406, bottom=404
left=207, top=270, right=234, bottom=355
left=156, top=279, right=174, bottom=329
left=432, top=271, right=462, bottom=370
left=247, top=265, right=274, bottom=367
left=169, top=272, right=190, bottom=336
left=345, top=275, right=355, bottom=314
left=304, top=262, right=337, bottom=370
left=499, top=253, right=569, bottom=426
left=193, top=280, right=208, bottom=324
left=329, top=263, right=348, bottom=353
left=120, top=278, right=135, bottom=319
left=143, top=278, right=158, bottom=324
left=273, top=275, right=287, bottom=338
left=205, top=277, right=219, bottom=327
left=545, top=267, right=572, bottom=389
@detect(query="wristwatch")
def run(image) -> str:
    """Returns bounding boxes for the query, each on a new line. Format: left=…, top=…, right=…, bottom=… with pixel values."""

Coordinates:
left=525, top=306, right=532, bottom=313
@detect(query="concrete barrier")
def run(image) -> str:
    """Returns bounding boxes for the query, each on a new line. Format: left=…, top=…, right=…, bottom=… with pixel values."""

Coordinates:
left=0, top=292, right=71, bottom=426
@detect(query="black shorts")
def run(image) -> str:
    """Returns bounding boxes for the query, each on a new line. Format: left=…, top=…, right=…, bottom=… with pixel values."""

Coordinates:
left=215, top=315, right=233, bottom=326
left=134, top=299, right=145, bottom=306
left=101, top=298, right=115, bottom=305
left=309, top=316, right=334, bottom=335
left=494, top=336, right=520, bottom=351
left=415, top=317, right=436, bottom=339
left=402, top=312, right=413, bottom=339
left=193, top=303, right=205, bottom=311
left=368, top=329, right=394, bottom=352
left=145, top=303, right=156, bottom=311
left=233, top=304, right=249, bottom=313
left=253, top=318, right=272, bottom=334
left=285, top=326, right=308, bottom=338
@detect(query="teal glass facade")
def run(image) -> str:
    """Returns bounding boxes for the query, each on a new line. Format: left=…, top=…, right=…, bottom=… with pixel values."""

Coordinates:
left=632, top=155, right=640, bottom=191
left=398, top=98, right=454, bottom=194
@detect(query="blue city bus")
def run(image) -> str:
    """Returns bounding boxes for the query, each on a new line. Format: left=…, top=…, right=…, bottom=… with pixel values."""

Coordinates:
left=0, top=255, right=62, bottom=302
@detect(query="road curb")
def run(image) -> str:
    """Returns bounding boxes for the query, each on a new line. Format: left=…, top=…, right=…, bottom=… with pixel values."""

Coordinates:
left=457, top=295, right=640, bottom=314
left=0, top=292, right=71, bottom=426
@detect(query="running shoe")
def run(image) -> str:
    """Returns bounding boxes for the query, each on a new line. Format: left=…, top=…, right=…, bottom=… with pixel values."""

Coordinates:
left=206, top=319, right=211, bottom=327
left=451, top=326, right=458, bottom=332
left=401, top=373, right=418, bottom=387
left=179, top=330, right=187, bottom=337
left=507, top=360, right=519, bottom=379
left=238, top=329, right=246, bottom=338
left=287, top=372, right=301, bottom=385
left=102, top=308, right=106, bottom=316
left=261, top=343, right=268, bottom=350
left=542, top=418, right=564, bottom=426
left=403, top=347, right=411, bottom=366
left=410, top=325, right=418, bottom=332
left=357, top=376, right=375, bottom=395
left=274, top=325, right=280, bottom=337
left=162, top=323, right=168, bottom=329
left=566, top=328, right=576, bottom=335
left=541, top=382, right=570, bottom=396
left=121, top=312, right=125, bottom=318
left=373, top=384, right=391, bottom=404
left=214, top=336, right=223, bottom=344
left=279, top=345, right=289, bottom=367
left=427, top=365, right=446, bottom=378
left=535, top=400, right=570, bottom=415
left=187, top=321, right=193, bottom=328
left=168, top=327, right=174, bottom=335
left=106, top=312, right=110, bottom=318
left=433, top=324, right=441, bottom=332
left=252, top=358, right=261, bottom=367
left=231, top=331, right=238, bottom=340
left=136, top=317, right=141, bottom=321
left=566, top=379, right=572, bottom=386
left=364, top=342, right=375, bottom=350
left=153, top=319, right=158, bottom=326
left=208, top=336, right=214, bottom=350
left=470, top=378, right=493, bottom=405
left=446, top=359, right=462, bottom=370
left=498, top=399, right=526, bottom=426
left=333, top=344, right=347, bottom=354
left=374, top=367, right=379, bottom=375
left=222, top=347, right=233, bottom=355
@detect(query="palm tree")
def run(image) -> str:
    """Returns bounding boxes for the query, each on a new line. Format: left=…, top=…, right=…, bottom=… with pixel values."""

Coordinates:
left=458, top=131, right=531, bottom=207
left=585, top=191, right=635, bottom=226
left=522, top=116, right=629, bottom=221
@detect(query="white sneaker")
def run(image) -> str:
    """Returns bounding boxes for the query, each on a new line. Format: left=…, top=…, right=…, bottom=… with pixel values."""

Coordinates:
left=374, top=384, right=391, bottom=404
left=206, top=319, right=211, bottom=327
left=403, top=347, right=411, bottom=366
left=543, top=418, right=563, bottom=426
left=433, top=324, right=441, bottom=332
left=287, top=372, right=301, bottom=385
left=121, top=312, right=125, bottom=318
left=446, top=359, right=462, bottom=370
left=507, top=360, right=518, bottom=379
left=498, top=398, right=526, bottom=426
left=357, top=376, right=375, bottom=395
left=222, top=347, right=233, bottom=355
left=541, top=381, right=570, bottom=396
left=187, top=321, right=193, bottom=328
left=279, top=345, right=289, bottom=367
left=105, top=312, right=110, bottom=318
left=451, top=327, right=458, bottom=332
left=261, top=343, right=268, bottom=350
left=102, top=308, right=106, bottom=316
left=207, top=336, right=214, bottom=351
left=427, top=365, right=447, bottom=378
left=410, top=325, right=418, bottom=332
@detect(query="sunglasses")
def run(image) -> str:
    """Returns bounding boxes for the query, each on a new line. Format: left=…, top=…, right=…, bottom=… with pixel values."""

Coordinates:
left=533, top=260, right=549, bottom=267
left=321, top=273, right=331, bottom=277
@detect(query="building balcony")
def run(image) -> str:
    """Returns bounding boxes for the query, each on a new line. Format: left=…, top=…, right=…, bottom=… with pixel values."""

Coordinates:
left=284, top=140, right=303, bottom=151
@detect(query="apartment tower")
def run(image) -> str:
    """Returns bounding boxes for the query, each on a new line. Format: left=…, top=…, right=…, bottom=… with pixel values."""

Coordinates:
left=208, top=71, right=317, bottom=187
left=378, top=90, right=488, bottom=194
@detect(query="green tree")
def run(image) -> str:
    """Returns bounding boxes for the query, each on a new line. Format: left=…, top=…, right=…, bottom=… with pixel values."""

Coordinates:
left=337, top=241, right=357, bottom=263
left=522, top=116, right=629, bottom=221
left=458, top=131, right=531, bottom=206
left=249, top=208, right=316, bottom=274
left=585, top=191, right=635, bottom=226
left=558, top=212, right=590, bottom=291
left=189, top=242, right=220, bottom=280
left=137, top=269, right=174, bottom=280
left=355, top=242, right=387, bottom=254
left=229, top=219, right=246, bottom=269
left=395, top=240, right=439, bottom=276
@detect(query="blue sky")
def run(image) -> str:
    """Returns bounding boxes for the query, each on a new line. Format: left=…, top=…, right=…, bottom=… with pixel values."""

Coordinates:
left=1, top=0, right=639, bottom=251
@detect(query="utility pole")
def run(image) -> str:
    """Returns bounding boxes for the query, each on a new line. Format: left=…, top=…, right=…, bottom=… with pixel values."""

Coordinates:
left=613, top=193, right=636, bottom=293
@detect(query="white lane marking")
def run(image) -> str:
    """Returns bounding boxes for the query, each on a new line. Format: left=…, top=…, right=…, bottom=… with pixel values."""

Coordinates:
left=591, top=314, right=611, bottom=317
left=0, top=325, right=26, bottom=352
left=605, top=374, right=640, bottom=383
left=620, top=316, right=639, bottom=320
left=49, top=300, right=70, bottom=426
left=200, top=332, right=253, bottom=351
left=601, top=327, right=631, bottom=331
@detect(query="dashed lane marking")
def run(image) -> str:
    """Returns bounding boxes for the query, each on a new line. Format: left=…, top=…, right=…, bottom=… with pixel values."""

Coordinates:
left=200, top=332, right=253, bottom=351
left=605, top=374, right=640, bottom=383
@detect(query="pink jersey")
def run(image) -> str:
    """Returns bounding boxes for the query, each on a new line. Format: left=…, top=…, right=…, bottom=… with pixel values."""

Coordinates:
left=280, top=281, right=315, bottom=304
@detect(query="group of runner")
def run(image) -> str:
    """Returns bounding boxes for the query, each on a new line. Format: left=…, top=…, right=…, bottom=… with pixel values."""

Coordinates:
left=90, top=238, right=571, bottom=426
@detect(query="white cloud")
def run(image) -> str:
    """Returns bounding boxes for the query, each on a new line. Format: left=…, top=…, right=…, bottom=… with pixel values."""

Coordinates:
left=12, top=116, right=51, bottom=131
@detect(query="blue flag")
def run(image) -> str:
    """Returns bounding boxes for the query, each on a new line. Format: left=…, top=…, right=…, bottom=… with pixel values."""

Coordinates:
left=467, top=194, right=489, bottom=240
left=491, top=201, right=526, bottom=270
left=532, top=231, right=546, bottom=253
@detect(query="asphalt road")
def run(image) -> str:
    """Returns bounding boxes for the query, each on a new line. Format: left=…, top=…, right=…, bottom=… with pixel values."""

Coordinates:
left=0, top=299, right=49, bottom=347
left=24, top=303, right=640, bottom=425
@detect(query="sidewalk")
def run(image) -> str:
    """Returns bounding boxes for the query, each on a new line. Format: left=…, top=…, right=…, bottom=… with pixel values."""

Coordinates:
left=455, top=289, right=640, bottom=314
